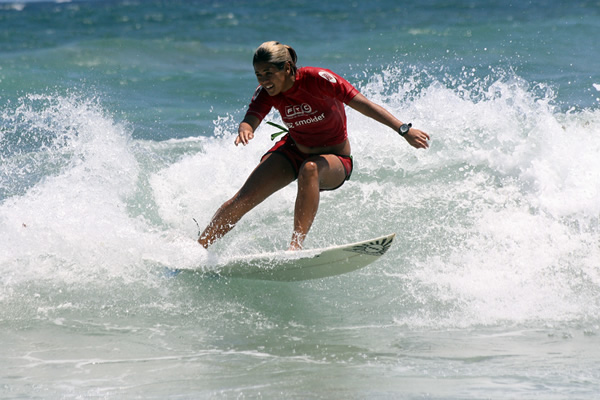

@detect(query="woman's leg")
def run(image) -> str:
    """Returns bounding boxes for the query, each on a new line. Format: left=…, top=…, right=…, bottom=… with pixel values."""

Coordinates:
left=289, top=154, right=347, bottom=250
left=198, top=153, right=295, bottom=248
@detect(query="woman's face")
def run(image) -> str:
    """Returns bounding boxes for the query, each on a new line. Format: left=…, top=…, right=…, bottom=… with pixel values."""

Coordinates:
left=254, top=62, right=294, bottom=96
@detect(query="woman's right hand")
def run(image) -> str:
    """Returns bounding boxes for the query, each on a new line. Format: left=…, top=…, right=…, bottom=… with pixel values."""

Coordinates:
left=235, top=117, right=259, bottom=146
left=235, top=127, right=254, bottom=146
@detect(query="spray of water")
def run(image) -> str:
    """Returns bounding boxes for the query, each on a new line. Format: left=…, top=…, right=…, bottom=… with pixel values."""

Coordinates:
left=1, top=67, right=598, bottom=327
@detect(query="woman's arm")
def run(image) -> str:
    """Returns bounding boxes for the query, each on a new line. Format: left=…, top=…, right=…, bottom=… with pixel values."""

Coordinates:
left=347, top=93, right=430, bottom=149
left=235, top=114, right=261, bottom=146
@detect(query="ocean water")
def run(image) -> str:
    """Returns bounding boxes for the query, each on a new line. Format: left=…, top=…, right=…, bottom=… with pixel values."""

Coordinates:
left=1, top=0, right=600, bottom=398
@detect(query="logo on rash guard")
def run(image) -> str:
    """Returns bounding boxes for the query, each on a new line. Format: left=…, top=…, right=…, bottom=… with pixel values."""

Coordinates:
left=318, top=71, right=337, bottom=83
left=285, top=113, right=326, bottom=129
left=285, top=103, right=314, bottom=118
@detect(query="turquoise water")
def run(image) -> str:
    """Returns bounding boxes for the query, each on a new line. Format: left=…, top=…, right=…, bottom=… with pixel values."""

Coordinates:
left=1, top=0, right=600, bottom=398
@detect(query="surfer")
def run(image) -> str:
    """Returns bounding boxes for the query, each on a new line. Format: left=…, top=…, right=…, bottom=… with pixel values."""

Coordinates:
left=198, top=41, right=430, bottom=250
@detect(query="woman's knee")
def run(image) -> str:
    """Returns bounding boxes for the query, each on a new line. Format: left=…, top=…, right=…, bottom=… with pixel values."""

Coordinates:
left=298, top=160, right=319, bottom=183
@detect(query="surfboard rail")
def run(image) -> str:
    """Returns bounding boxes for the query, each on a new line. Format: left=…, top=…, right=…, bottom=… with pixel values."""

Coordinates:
left=214, top=233, right=396, bottom=281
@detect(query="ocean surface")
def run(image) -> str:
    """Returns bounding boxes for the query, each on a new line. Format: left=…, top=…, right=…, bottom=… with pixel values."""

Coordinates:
left=1, top=0, right=600, bottom=398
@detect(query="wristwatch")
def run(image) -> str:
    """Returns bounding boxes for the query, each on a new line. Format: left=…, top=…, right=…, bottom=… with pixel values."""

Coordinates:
left=398, top=123, right=412, bottom=136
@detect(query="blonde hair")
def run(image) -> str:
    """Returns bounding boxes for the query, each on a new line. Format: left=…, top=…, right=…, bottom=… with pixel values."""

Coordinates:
left=253, top=41, right=298, bottom=75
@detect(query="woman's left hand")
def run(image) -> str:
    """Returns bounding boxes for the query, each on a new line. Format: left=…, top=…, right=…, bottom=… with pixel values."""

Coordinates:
left=404, top=128, right=430, bottom=149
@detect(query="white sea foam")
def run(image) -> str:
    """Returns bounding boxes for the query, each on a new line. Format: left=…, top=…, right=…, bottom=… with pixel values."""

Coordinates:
left=1, top=67, right=599, bottom=327
left=0, top=94, right=209, bottom=289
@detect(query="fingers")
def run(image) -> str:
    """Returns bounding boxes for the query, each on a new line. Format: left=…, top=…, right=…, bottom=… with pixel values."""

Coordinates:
left=406, top=128, right=430, bottom=149
left=235, top=130, right=254, bottom=146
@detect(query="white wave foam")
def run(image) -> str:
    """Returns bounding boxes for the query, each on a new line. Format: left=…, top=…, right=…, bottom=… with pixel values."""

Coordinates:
left=0, top=94, right=209, bottom=289
left=1, top=66, right=599, bottom=326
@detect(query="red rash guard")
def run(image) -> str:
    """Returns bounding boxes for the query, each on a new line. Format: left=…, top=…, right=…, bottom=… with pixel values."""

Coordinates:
left=245, top=67, right=359, bottom=147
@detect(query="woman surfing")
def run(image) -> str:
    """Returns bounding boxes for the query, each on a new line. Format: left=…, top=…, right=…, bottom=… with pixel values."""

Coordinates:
left=198, top=41, right=430, bottom=250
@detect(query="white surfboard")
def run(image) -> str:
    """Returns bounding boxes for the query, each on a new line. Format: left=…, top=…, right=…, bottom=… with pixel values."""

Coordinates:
left=203, top=233, right=396, bottom=282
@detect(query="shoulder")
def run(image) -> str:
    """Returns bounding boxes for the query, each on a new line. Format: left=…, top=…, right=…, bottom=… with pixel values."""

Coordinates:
left=251, top=85, right=264, bottom=101
left=298, top=66, right=343, bottom=84
left=297, top=66, right=359, bottom=102
left=250, top=85, right=272, bottom=104
left=246, top=84, right=274, bottom=120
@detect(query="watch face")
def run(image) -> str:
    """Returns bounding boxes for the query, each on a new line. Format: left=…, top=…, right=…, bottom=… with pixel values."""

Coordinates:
left=401, top=124, right=409, bottom=134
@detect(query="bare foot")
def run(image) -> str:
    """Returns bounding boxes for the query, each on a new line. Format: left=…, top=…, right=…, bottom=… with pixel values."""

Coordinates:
left=288, top=232, right=305, bottom=251
left=287, top=243, right=303, bottom=251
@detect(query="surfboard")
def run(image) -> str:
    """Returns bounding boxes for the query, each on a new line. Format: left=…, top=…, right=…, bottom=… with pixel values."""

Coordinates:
left=197, top=233, right=396, bottom=282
